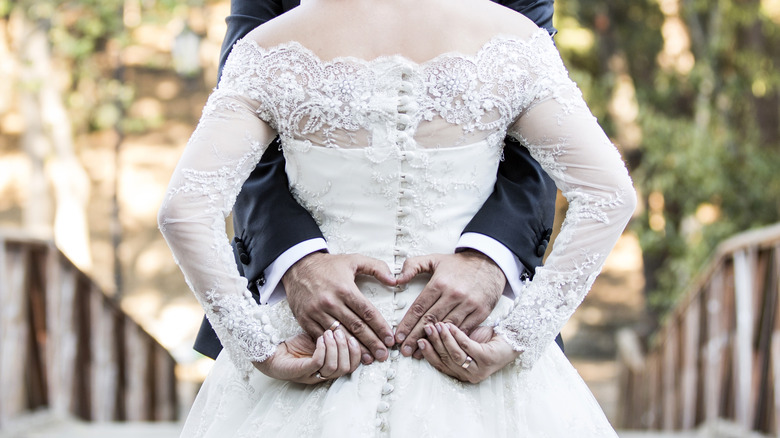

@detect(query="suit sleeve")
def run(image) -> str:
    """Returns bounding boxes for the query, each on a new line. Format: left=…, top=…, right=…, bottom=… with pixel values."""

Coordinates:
left=194, top=0, right=321, bottom=359
left=219, top=0, right=325, bottom=281
left=462, top=0, right=557, bottom=272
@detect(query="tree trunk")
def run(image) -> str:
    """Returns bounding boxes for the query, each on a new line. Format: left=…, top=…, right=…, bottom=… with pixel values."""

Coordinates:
left=15, top=10, right=92, bottom=270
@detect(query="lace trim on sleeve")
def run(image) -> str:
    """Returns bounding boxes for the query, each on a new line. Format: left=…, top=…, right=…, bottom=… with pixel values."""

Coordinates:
left=496, top=41, right=638, bottom=369
left=158, top=56, right=280, bottom=375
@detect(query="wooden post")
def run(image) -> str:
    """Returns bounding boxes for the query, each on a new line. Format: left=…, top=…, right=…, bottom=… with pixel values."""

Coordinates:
left=0, top=243, right=30, bottom=423
left=51, top=261, right=79, bottom=416
left=734, top=249, right=756, bottom=429
left=663, top=323, right=678, bottom=430
left=125, top=321, right=148, bottom=421
left=0, top=238, right=6, bottom=427
left=682, top=296, right=701, bottom=429
left=705, top=267, right=726, bottom=422
left=155, top=346, right=176, bottom=421
left=90, top=286, right=118, bottom=422
left=772, top=245, right=780, bottom=436
left=773, top=335, right=780, bottom=437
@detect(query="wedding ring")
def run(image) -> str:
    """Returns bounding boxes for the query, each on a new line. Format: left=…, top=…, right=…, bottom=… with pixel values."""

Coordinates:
left=316, top=372, right=327, bottom=380
left=461, top=356, right=473, bottom=369
left=328, top=320, right=341, bottom=331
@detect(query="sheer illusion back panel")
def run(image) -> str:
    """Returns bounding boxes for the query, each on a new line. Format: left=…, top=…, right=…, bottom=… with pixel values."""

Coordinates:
left=225, top=31, right=559, bottom=152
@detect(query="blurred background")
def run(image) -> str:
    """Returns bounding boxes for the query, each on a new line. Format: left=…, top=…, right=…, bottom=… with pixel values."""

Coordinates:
left=0, top=0, right=778, bottom=436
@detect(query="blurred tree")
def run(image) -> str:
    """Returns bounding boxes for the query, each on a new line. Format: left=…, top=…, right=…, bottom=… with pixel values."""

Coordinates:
left=555, top=0, right=780, bottom=320
left=0, top=0, right=202, bottom=286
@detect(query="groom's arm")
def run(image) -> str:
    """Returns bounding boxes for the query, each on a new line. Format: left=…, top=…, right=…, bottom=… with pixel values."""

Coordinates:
left=193, top=0, right=327, bottom=359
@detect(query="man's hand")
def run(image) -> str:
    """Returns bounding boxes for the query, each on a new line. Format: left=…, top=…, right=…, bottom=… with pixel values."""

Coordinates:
left=394, top=250, right=506, bottom=357
left=283, top=252, right=396, bottom=363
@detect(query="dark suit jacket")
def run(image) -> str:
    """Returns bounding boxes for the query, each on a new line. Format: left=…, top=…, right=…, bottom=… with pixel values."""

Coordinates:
left=194, top=0, right=559, bottom=359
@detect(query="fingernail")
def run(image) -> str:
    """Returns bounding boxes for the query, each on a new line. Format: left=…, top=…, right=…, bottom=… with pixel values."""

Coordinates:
left=362, top=353, right=373, bottom=364
left=417, top=340, right=425, bottom=350
left=435, top=323, right=442, bottom=333
left=396, top=332, right=406, bottom=342
left=424, top=325, right=432, bottom=336
left=375, top=349, right=387, bottom=360
left=335, top=329, right=345, bottom=340
left=385, top=336, right=395, bottom=346
left=348, top=337, right=359, bottom=348
left=402, top=345, right=413, bottom=356
left=325, top=330, right=334, bottom=338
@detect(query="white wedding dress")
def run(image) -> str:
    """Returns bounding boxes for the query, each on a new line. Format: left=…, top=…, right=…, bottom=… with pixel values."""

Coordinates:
left=159, top=27, right=635, bottom=437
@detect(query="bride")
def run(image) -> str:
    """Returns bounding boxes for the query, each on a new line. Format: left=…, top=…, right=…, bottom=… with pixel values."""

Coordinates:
left=158, top=0, right=637, bottom=436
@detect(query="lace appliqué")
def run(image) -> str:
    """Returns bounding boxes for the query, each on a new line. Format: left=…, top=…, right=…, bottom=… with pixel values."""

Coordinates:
left=158, top=92, right=282, bottom=374
left=219, top=29, right=566, bottom=151
left=498, top=106, right=637, bottom=369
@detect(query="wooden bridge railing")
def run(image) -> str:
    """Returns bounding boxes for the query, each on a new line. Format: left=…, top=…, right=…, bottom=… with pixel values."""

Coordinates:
left=617, top=223, right=780, bottom=435
left=0, top=231, right=177, bottom=427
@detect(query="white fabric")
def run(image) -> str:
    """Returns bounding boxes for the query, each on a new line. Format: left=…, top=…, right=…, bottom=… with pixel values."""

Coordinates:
left=159, top=27, right=635, bottom=437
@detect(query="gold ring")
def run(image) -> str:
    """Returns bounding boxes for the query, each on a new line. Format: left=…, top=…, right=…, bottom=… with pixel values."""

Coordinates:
left=461, top=356, right=473, bottom=369
left=328, top=320, right=341, bottom=331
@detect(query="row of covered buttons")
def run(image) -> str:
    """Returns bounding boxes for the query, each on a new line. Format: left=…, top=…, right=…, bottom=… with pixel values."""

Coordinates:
left=375, top=67, right=415, bottom=434
left=394, top=69, right=416, bottom=146
left=375, top=348, right=401, bottom=431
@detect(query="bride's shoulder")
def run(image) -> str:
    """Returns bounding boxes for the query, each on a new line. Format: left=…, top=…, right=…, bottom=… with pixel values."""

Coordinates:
left=242, top=6, right=313, bottom=51
left=470, top=2, right=546, bottom=42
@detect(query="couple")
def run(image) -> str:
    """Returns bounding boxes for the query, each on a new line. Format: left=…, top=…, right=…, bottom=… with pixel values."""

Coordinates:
left=158, top=0, right=636, bottom=436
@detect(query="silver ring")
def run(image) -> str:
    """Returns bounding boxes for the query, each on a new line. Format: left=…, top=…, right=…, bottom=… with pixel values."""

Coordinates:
left=328, top=320, right=341, bottom=331
left=316, top=372, right=327, bottom=380
left=461, top=356, right=473, bottom=369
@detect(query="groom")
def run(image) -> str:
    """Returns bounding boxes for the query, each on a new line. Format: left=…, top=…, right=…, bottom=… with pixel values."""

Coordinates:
left=194, top=0, right=561, bottom=363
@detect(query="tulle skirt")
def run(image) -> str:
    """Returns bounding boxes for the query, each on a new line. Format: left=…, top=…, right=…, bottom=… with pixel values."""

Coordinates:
left=181, top=334, right=618, bottom=437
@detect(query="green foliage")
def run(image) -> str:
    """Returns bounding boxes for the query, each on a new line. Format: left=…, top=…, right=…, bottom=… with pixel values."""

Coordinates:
left=557, top=0, right=780, bottom=315
left=5, top=0, right=197, bottom=134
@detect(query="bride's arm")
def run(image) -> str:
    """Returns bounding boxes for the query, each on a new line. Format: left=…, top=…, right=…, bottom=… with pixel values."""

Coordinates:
left=160, top=42, right=364, bottom=382
left=494, top=36, right=637, bottom=370
left=418, top=35, right=636, bottom=382
left=157, top=76, right=283, bottom=375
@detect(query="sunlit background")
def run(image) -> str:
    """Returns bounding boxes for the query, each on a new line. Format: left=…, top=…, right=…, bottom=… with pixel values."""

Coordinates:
left=1, top=0, right=778, bottom=436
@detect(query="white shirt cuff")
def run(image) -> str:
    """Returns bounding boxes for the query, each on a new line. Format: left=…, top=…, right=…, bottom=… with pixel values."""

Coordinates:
left=456, top=232, right=528, bottom=299
left=259, top=238, right=328, bottom=305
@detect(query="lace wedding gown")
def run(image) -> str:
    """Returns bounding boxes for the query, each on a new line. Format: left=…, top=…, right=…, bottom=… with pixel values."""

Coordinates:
left=159, top=27, right=636, bottom=437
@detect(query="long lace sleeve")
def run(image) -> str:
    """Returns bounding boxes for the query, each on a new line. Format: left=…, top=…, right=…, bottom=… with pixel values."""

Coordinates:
left=157, top=47, right=280, bottom=375
left=495, top=36, right=638, bottom=369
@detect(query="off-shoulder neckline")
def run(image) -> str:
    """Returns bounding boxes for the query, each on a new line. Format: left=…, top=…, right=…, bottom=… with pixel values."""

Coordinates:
left=233, top=28, right=552, bottom=69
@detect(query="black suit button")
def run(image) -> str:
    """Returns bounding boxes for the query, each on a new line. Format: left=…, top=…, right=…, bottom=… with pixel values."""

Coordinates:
left=536, top=244, right=547, bottom=257
left=235, top=238, right=251, bottom=264
left=544, top=228, right=553, bottom=239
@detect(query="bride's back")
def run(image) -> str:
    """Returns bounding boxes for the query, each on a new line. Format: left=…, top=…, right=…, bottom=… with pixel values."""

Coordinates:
left=245, top=0, right=541, bottom=61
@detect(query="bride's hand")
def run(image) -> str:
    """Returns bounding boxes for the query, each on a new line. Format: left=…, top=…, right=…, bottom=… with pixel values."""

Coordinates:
left=417, top=322, right=520, bottom=384
left=253, top=329, right=362, bottom=384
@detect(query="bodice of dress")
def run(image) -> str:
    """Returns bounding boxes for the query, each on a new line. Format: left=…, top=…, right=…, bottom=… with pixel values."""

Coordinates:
left=158, top=27, right=637, bottom=377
